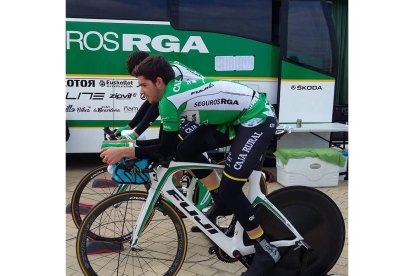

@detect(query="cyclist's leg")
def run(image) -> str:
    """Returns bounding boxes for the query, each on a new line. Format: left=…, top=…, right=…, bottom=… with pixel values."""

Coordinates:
left=176, top=119, right=201, bottom=187
left=176, top=124, right=230, bottom=188
left=218, top=116, right=277, bottom=234
left=215, top=117, right=281, bottom=275
left=178, top=119, right=200, bottom=140
left=176, top=124, right=231, bottom=215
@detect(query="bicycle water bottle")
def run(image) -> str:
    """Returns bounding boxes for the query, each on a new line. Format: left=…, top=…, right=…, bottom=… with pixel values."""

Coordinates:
left=101, top=141, right=135, bottom=149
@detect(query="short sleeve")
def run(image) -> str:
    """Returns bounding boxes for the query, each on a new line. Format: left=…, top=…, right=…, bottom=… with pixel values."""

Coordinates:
left=159, top=98, right=180, bottom=131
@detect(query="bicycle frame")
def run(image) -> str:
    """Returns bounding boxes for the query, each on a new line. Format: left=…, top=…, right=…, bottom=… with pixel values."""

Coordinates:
left=108, top=165, right=210, bottom=208
left=130, top=161, right=305, bottom=258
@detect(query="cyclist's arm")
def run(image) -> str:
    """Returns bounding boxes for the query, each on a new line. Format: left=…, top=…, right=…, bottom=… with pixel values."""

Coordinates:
left=136, top=139, right=159, bottom=147
left=135, top=124, right=163, bottom=147
left=133, top=102, right=159, bottom=136
left=134, top=130, right=179, bottom=159
left=128, top=100, right=151, bottom=129
left=135, top=101, right=180, bottom=159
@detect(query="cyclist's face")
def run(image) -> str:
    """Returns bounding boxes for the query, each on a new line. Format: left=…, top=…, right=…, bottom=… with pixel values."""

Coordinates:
left=138, top=76, right=164, bottom=103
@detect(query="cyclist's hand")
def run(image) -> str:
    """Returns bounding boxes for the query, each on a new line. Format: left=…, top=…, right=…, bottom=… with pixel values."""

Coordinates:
left=120, top=131, right=138, bottom=140
left=114, top=125, right=130, bottom=136
left=100, top=147, right=134, bottom=165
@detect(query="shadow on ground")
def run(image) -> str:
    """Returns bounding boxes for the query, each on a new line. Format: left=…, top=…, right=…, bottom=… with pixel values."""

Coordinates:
left=66, top=153, right=103, bottom=169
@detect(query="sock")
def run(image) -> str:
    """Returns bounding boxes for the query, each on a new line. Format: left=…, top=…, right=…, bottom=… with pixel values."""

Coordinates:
left=207, top=183, right=220, bottom=192
left=249, top=230, right=265, bottom=241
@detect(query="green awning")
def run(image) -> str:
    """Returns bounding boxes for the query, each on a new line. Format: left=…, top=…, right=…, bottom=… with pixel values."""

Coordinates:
left=274, top=148, right=346, bottom=167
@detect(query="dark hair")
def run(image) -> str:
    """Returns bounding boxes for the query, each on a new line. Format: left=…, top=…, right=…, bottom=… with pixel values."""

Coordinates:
left=126, top=51, right=150, bottom=75
left=132, top=55, right=175, bottom=85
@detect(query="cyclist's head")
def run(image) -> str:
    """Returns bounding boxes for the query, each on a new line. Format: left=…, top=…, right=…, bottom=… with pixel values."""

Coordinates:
left=132, top=55, right=175, bottom=85
left=126, top=51, right=150, bottom=75
left=133, top=55, right=175, bottom=103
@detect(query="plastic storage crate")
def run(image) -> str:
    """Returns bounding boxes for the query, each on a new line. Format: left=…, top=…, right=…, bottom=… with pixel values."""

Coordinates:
left=274, top=148, right=346, bottom=187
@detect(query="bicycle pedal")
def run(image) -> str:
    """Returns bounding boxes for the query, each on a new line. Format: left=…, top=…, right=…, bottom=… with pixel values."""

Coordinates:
left=208, top=245, right=217, bottom=255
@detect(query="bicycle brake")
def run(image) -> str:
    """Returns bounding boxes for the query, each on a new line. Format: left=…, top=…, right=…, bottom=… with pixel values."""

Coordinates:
left=294, top=240, right=312, bottom=251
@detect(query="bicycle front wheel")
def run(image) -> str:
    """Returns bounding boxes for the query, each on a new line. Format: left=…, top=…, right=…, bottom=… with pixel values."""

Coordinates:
left=76, top=191, right=188, bottom=276
left=255, top=186, right=345, bottom=276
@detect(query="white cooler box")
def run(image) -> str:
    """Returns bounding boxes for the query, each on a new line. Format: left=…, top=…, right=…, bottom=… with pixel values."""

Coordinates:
left=275, top=148, right=346, bottom=187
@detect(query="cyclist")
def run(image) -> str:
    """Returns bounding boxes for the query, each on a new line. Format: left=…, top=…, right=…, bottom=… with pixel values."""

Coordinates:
left=100, top=55, right=280, bottom=275
left=114, top=51, right=204, bottom=141
left=106, top=51, right=207, bottom=199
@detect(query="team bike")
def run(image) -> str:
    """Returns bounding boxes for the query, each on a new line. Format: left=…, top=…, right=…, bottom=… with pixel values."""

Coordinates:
left=69, top=127, right=267, bottom=232
left=75, top=128, right=345, bottom=276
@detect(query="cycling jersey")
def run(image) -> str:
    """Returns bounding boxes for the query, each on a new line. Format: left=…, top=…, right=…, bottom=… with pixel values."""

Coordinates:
left=169, top=61, right=204, bottom=81
left=159, top=78, right=275, bottom=133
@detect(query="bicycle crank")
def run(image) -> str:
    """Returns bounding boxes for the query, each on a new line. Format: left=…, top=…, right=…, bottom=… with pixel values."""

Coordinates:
left=217, top=246, right=238, bottom=263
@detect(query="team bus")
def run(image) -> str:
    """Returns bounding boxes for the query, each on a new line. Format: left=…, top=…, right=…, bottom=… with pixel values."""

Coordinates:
left=66, top=0, right=339, bottom=153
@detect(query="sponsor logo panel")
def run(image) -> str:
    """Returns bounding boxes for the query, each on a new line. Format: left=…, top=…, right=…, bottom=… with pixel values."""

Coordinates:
left=124, top=106, right=140, bottom=113
left=66, top=77, right=145, bottom=120
left=66, top=30, right=209, bottom=54
left=66, top=79, right=96, bottom=87
left=99, top=80, right=134, bottom=88
left=193, top=98, right=239, bottom=107
left=290, top=84, right=322, bottom=91
left=66, top=104, right=121, bottom=113
left=94, top=105, right=121, bottom=113
left=283, top=81, right=334, bottom=93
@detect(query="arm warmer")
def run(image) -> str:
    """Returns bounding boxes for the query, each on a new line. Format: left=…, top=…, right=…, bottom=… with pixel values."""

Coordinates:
left=135, top=123, right=164, bottom=147
left=136, top=138, right=159, bottom=147
left=128, top=100, right=151, bottom=128
left=128, top=102, right=160, bottom=136
left=134, top=130, right=179, bottom=160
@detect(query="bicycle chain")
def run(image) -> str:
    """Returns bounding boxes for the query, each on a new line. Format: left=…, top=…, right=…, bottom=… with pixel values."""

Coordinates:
left=216, top=246, right=237, bottom=263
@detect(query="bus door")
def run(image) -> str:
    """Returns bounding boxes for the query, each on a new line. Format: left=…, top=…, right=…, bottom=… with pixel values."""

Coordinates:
left=276, top=0, right=338, bottom=124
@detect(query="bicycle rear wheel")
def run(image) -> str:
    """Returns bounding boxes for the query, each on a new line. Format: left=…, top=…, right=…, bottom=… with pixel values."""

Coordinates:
left=70, top=165, right=148, bottom=229
left=76, top=191, right=188, bottom=276
left=254, top=186, right=345, bottom=276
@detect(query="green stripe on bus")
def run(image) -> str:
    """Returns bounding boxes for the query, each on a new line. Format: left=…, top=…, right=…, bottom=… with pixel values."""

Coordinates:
left=281, top=61, right=334, bottom=80
left=67, top=120, right=161, bottom=127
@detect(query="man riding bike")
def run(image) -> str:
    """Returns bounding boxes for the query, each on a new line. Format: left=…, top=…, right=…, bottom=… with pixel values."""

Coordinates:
left=101, top=55, right=281, bottom=275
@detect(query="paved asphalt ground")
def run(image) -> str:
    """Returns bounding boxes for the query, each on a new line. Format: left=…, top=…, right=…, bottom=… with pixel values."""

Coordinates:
left=66, top=154, right=348, bottom=276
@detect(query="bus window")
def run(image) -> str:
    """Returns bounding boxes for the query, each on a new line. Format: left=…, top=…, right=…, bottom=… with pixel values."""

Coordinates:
left=66, top=0, right=169, bottom=21
left=170, top=0, right=279, bottom=45
left=284, top=0, right=337, bottom=75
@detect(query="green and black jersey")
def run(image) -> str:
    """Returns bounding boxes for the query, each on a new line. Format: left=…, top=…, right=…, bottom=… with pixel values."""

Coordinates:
left=134, top=78, right=275, bottom=160
left=159, top=78, right=275, bottom=132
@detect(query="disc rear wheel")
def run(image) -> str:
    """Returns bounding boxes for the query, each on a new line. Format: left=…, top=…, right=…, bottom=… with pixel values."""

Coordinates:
left=254, top=186, right=345, bottom=276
